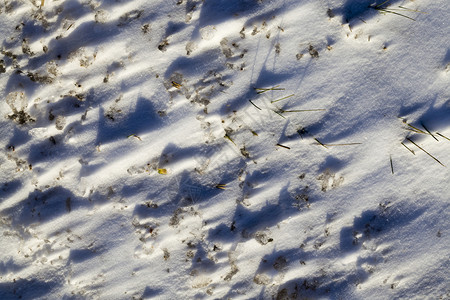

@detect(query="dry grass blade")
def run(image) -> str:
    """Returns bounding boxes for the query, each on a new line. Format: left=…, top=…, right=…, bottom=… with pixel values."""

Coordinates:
left=314, top=138, right=328, bottom=149
left=401, top=142, right=415, bottom=155
left=405, top=123, right=428, bottom=135
left=254, top=85, right=280, bottom=90
left=273, top=110, right=286, bottom=119
left=215, top=184, right=227, bottom=190
left=406, top=128, right=425, bottom=134
left=322, top=143, right=362, bottom=147
left=374, top=0, right=391, bottom=8
left=399, top=117, right=428, bottom=134
left=377, top=9, right=416, bottom=21
left=249, top=99, right=261, bottom=110
left=276, top=143, right=290, bottom=149
left=254, top=85, right=285, bottom=94
left=371, top=1, right=417, bottom=21
left=397, top=6, right=427, bottom=14
left=224, top=134, right=236, bottom=145
left=281, top=109, right=326, bottom=112
left=390, top=155, right=394, bottom=174
left=171, top=81, right=182, bottom=89
left=436, top=132, right=450, bottom=141
left=127, top=134, right=142, bottom=141
left=421, top=122, right=438, bottom=141
left=41, top=0, right=45, bottom=6
left=271, top=94, right=295, bottom=103
left=406, top=138, right=445, bottom=167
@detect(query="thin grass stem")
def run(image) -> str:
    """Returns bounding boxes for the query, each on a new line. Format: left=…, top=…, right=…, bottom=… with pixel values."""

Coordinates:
left=215, top=184, right=227, bottom=190
left=127, top=134, right=142, bottom=141
left=421, top=122, right=438, bottom=141
left=254, top=85, right=285, bottom=94
left=249, top=99, right=261, bottom=110
left=397, top=6, right=427, bottom=13
left=405, top=123, right=428, bottom=135
left=281, top=109, right=326, bottom=112
left=377, top=9, right=416, bottom=21
left=374, top=0, right=391, bottom=8
left=314, top=138, right=328, bottom=149
left=390, top=155, right=394, bottom=174
left=436, top=132, right=450, bottom=141
left=224, top=134, right=236, bottom=145
left=273, top=110, right=286, bottom=119
left=406, top=138, right=445, bottom=167
left=401, top=142, right=415, bottom=155
left=276, top=143, right=290, bottom=149
left=322, top=143, right=362, bottom=146
left=271, top=94, right=295, bottom=103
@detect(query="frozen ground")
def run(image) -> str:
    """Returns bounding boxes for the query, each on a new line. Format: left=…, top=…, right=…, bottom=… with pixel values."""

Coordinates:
left=0, top=0, right=449, bottom=299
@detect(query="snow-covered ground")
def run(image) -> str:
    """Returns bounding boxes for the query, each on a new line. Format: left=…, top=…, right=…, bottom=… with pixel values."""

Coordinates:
left=0, top=0, right=449, bottom=299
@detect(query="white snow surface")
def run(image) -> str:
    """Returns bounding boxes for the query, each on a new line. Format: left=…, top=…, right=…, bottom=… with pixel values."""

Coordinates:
left=0, top=0, right=449, bottom=299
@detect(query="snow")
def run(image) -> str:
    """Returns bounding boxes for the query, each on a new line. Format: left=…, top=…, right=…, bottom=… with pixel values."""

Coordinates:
left=0, top=0, right=449, bottom=299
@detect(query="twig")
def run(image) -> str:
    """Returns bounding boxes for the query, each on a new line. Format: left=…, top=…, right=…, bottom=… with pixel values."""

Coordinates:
left=66, top=23, right=74, bottom=31
left=406, top=138, right=445, bottom=167
left=276, top=143, right=290, bottom=149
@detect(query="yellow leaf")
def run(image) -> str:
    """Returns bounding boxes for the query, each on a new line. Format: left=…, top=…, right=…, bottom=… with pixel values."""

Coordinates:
left=158, top=168, right=167, bottom=175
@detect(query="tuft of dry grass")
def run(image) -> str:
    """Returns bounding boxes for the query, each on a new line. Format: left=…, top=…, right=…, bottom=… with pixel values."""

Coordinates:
left=370, top=0, right=426, bottom=21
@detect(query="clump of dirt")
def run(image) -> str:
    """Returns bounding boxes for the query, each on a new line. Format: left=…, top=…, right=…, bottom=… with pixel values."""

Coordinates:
left=26, top=71, right=54, bottom=84
left=309, top=45, right=319, bottom=58
left=254, top=231, right=273, bottom=245
left=117, top=10, right=143, bottom=26
left=0, top=60, right=6, bottom=73
left=8, top=110, right=35, bottom=124
left=158, top=39, right=169, bottom=52
left=6, top=92, right=35, bottom=124
left=21, top=38, right=34, bottom=56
